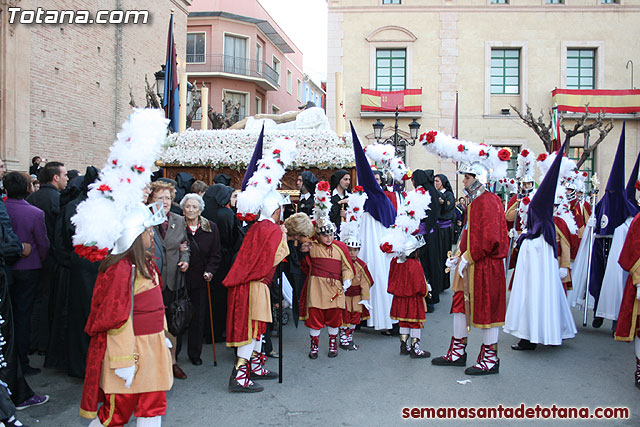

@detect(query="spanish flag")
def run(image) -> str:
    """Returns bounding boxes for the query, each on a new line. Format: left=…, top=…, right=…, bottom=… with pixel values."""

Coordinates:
left=361, top=88, right=422, bottom=112
left=552, top=89, right=640, bottom=114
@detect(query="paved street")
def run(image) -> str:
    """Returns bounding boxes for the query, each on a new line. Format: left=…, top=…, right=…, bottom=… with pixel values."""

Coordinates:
left=20, top=288, right=640, bottom=426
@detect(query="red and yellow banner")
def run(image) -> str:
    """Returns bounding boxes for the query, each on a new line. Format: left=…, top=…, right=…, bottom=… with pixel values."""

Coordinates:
left=361, top=88, right=422, bottom=112
left=552, top=89, right=640, bottom=114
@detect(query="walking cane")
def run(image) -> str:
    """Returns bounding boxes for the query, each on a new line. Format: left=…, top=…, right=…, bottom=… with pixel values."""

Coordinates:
left=277, top=263, right=283, bottom=383
left=205, top=279, right=217, bottom=366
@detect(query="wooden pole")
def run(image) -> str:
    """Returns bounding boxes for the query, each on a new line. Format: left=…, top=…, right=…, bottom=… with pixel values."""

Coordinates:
left=206, top=279, right=217, bottom=366
left=178, top=58, right=187, bottom=133
left=335, top=72, right=345, bottom=137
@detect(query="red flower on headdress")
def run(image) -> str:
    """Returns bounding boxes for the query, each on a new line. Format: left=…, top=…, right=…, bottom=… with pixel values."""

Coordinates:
left=635, top=180, right=640, bottom=191
left=402, top=191, right=407, bottom=198
left=354, top=185, right=364, bottom=193
left=273, top=149, right=281, bottom=155
left=416, top=188, right=426, bottom=195
left=317, top=181, right=330, bottom=192
left=522, top=196, right=531, bottom=205
left=520, top=149, right=529, bottom=158
left=497, top=149, right=511, bottom=162
left=266, top=177, right=272, bottom=184
left=98, top=184, right=111, bottom=192
left=426, top=131, right=437, bottom=144
left=350, top=216, right=356, bottom=221
left=509, top=179, right=515, bottom=185
left=353, top=207, right=360, bottom=212
left=478, top=150, right=487, bottom=157
left=380, top=242, right=393, bottom=253
left=457, top=144, right=466, bottom=153
left=582, top=172, right=588, bottom=177
left=132, top=165, right=145, bottom=173
left=112, top=159, right=118, bottom=165
left=318, top=197, right=326, bottom=203
left=402, top=173, right=410, bottom=181
left=407, top=210, right=416, bottom=217
left=537, top=153, right=548, bottom=162
left=479, top=143, right=488, bottom=147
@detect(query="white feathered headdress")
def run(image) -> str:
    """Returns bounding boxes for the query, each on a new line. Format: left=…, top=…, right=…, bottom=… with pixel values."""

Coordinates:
left=379, top=187, right=431, bottom=259
left=339, top=186, right=368, bottom=248
left=516, top=148, right=536, bottom=182
left=236, top=137, right=297, bottom=222
left=419, top=130, right=512, bottom=181
left=364, top=144, right=410, bottom=184
left=71, top=108, right=169, bottom=261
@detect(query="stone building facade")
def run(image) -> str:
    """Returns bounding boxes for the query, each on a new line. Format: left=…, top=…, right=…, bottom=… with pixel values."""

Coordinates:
left=1, top=0, right=190, bottom=172
left=328, top=0, right=640, bottom=192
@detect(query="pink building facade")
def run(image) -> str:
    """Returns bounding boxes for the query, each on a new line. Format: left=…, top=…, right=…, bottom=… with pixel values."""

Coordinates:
left=186, top=0, right=305, bottom=126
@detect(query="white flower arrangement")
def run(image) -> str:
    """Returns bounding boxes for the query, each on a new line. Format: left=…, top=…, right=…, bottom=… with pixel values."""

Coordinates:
left=159, top=129, right=354, bottom=170
left=339, top=187, right=368, bottom=244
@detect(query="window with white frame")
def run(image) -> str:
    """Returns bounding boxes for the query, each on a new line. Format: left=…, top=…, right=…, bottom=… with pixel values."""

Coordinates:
left=256, top=43, right=263, bottom=74
left=546, top=0, right=562, bottom=3
left=186, top=33, right=205, bottom=63
left=566, top=49, right=595, bottom=89
left=601, top=0, right=618, bottom=3
left=272, top=57, right=281, bottom=84
left=256, top=97, right=262, bottom=115
left=287, top=70, right=292, bottom=93
left=224, top=35, right=247, bottom=74
left=272, top=105, right=280, bottom=114
left=382, top=0, right=401, bottom=4
left=491, top=48, right=520, bottom=94
left=223, top=91, right=247, bottom=121
left=297, top=80, right=302, bottom=101
left=490, top=0, right=508, bottom=3
left=376, top=49, right=406, bottom=91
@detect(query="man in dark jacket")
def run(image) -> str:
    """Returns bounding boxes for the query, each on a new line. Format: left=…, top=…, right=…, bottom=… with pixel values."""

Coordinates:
left=329, top=169, right=351, bottom=233
left=296, top=171, right=318, bottom=216
left=26, top=161, right=68, bottom=354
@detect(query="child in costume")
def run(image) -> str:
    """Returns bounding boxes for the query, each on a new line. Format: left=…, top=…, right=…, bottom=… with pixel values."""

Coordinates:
left=379, top=184, right=433, bottom=358
left=74, top=107, right=174, bottom=427
left=299, top=181, right=355, bottom=359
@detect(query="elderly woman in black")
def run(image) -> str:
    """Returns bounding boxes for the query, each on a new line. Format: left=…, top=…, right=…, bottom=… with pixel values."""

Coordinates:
left=179, top=193, right=221, bottom=366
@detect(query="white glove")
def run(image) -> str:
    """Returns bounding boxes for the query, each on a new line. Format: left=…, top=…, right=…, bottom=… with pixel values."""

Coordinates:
left=636, top=284, right=640, bottom=301
left=427, top=282, right=432, bottom=293
left=445, top=256, right=459, bottom=270
left=358, top=300, right=372, bottom=311
left=559, top=267, right=568, bottom=280
left=115, top=364, right=136, bottom=388
left=342, top=279, right=352, bottom=292
left=165, top=337, right=173, bottom=349
left=508, top=229, right=518, bottom=239
left=587, top=215, right=597, bottom=228
left=458, top=256, right=469, bottom=278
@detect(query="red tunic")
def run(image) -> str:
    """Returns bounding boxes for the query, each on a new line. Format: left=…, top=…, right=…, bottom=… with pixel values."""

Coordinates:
left=388, top=258, right=428, bottom=325
left=80, top=259, right=163, bottom=419
left=614, top=212, right=640, bottom=341
left=384, top=190, right=398, bottom=211
left=223, top=220, right=286, bottom=347
left=459, top=191, right=509, bottom=328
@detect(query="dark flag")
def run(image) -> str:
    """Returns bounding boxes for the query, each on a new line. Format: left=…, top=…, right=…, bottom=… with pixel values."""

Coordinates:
left=241, top=124, right=265, bottom=191
left=625, top=147, right=640, bottom=207
left=163, top=14, right=179, bottom=132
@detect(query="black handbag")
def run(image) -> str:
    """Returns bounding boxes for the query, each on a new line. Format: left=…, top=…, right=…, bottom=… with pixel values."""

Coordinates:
left=166, top=270, right=192, bottom=336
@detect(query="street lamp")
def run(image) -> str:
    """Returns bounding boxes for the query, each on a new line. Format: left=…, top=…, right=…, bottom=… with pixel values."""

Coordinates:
left=154, top=64, right=166, bottom=103
left=372, top=106, right=420, bottom=162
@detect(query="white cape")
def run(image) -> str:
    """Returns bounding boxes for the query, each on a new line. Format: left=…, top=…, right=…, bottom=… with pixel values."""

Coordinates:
left=504, top=235, right=577, bottom=345
left=595, top=217, right=632, bottom=320
left=568, top=224, right=596, bottom=310
left=358, top=212, right=394, bottom=330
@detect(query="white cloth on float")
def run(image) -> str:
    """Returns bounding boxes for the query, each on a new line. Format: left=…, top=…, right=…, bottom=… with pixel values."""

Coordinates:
left=568, top=223, right=596, bottom=310
left=504, top=235, right=577, bottom=345
left=595, top=216, right=632, bottom=321
left=358, top=212, right=394, bottom=330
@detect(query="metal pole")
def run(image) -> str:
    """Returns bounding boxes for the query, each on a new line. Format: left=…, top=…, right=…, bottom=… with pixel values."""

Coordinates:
left=582, top=191, right=597, bottom=326
left=277, top=264, right=283, bottom=383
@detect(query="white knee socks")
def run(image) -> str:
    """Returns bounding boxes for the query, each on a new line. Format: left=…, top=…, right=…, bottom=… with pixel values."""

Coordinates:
left=399, top=327, right=410, bottom=335
left=453, top=313, right=468, bottom=339
left=410, top=329, right=421, bottom=339
left=137, top=416, right=162, bottom=427
left=309, top=328, right=321, bottom=337
left=237, top=340, right=255, bottom=360
left=88, top=418, right=105, bottom=427
left=327, top=327, right=339, bottom=336
left=482, top=327, right=499, bottom=345
left=253, top=335, right=263, bottom=353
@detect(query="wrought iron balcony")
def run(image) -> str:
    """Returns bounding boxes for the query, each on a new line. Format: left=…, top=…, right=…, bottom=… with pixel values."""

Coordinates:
left=186, top=54, right=280, bottom=90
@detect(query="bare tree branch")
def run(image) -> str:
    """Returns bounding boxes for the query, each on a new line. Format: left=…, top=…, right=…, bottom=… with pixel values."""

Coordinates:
left=128, top=85, right=137, bottom=108
left=144, top=74, right=161, bottom=109
left=511, top=104, right=553, bottom=152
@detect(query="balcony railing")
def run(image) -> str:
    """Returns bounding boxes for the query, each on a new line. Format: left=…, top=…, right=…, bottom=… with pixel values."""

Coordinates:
left=187, top=54, right=279, bottom=88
